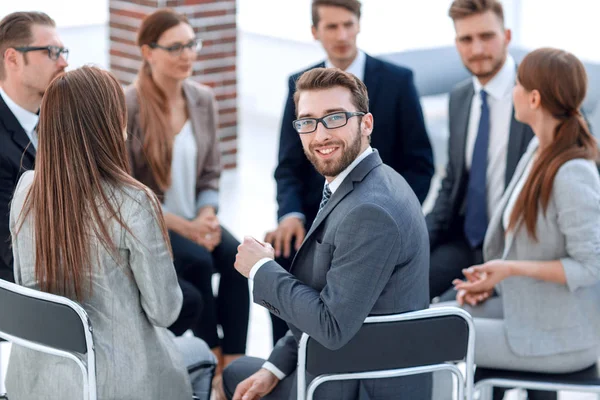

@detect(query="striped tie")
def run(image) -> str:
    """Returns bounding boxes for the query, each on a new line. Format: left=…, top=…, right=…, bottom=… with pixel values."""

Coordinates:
left=318, top=184, right=332, bottom=213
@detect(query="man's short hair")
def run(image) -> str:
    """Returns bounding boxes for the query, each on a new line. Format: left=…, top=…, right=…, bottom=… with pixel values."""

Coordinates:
left=0, top=11, right=55, bottom=80
left=448, top=0, right=504, bottom=24
left=293, top=68, right=369, bottom=114
left=312, top=0, right=362, bottom=27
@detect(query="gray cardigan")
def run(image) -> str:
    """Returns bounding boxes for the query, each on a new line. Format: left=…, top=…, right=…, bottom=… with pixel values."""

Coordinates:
left=485, top=138, right=600, bottom=357
left=6, top=171, right=193, bottom=400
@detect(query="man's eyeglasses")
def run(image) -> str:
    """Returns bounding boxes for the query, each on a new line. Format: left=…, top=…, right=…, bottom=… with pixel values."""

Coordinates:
left=149, top=39, right=202, bottom=56
left=13, top=45, right=69, bottom=61
left=292, top=111, right=365, bottom=134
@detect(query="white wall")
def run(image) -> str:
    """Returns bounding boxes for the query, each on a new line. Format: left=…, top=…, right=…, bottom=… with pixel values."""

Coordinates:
left=0, top=0, right=108, bottom=27
left=519, top=0, right=600, bottom=62
left=238, top=0, right=523, bottom=54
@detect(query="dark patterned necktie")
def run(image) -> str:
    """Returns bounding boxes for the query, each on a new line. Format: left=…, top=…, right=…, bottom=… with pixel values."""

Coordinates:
left=318, top=184, right=332, bottom=213
left=464, top=89, right=490, bottom=248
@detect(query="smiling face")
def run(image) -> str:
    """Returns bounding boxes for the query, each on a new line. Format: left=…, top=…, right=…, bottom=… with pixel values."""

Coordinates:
left=454, top=10, right=510, bottom=85
left=143, top=22, right=196, bottom=81
left=296, top=86, right=372, bottom=181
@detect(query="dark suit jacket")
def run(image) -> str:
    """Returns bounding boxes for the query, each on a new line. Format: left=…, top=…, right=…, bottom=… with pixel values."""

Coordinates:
left=0, top=95, right=36, bottom=282
left=275, top=54, right=434, bottom=227
left=255, top=151, right=431, bottom=399
left=425, top=78, right=534, bottom=249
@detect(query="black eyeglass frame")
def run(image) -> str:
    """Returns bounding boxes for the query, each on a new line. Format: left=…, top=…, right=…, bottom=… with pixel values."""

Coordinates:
left=13, top=45, right=69, bottom=61
left=292, top=111, right=366, bottom=134
left=149, top=39, right=202, bottom=55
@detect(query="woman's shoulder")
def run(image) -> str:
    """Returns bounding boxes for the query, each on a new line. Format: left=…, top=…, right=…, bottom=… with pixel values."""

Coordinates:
left=183, top=79, right=216, bottom=106
left=13, top=171, right=34, bottom=201
left=556, top=158, right=599, bottom=181
left=123, top=83, right=140, bottom=111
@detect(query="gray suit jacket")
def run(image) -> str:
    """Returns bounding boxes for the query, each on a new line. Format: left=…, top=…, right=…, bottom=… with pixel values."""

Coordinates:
left=426, top=78, right=534, bottom=248
left=254, top=151, right=431, bottom=399
left=7, top=171, right=193, bottom=400
left=485, top=138, right=600, bottom=357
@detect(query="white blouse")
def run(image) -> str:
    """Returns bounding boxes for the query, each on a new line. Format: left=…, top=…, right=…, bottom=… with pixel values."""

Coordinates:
left=162, top=120, right=197, bottom=220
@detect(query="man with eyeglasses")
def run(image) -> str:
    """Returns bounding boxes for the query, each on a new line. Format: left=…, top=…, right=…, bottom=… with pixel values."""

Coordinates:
left=222, top=67, right=431, bottom=400
left=0, top=11, right=68, bottom=283
left=265, top=0, right=435, bottom=345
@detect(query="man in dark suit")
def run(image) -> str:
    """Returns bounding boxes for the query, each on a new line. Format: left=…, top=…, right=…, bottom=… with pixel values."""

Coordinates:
left=265, top=0, right=434, bottom=344
left=428, top=2, right=550, bottom=399
left=0, top=12, right=68, bottom=282
left=223, top=67, right=430, bottom=400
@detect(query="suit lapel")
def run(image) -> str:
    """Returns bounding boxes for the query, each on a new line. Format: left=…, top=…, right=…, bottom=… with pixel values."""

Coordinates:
left=0, top=95, right=36, bottom=161
left=455, top=84, right=474, bottom=173
left=362, top=54, right=381, bottom=112
left=292, top=152, right=383, bottom=265
left=485, top=139, right=538, bottom=259
left=505, top=111, right=530, bottom=188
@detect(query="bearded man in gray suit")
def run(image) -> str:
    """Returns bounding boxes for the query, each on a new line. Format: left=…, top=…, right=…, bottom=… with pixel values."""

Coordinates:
left=221, top=68, right=431, bottom=400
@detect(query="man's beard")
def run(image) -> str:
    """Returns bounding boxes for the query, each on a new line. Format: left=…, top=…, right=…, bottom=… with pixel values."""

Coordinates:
left=304, top=126, right=362, bottom=178
left=466, top=54, right=505, bottom=81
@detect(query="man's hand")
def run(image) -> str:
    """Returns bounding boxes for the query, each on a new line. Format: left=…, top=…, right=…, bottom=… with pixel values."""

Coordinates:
left=235, top=236, right=275, bottom=278
left=264, top=216, right=305, bottom=258
left=233, top=368, right=279, bottom=400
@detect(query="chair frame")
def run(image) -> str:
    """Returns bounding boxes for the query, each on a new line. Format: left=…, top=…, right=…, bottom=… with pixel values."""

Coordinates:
left=475, top=374, right=600, bottom=399
left=297, top=306, right=475, bottom=400
left=0, top=279, right=97, bottom=400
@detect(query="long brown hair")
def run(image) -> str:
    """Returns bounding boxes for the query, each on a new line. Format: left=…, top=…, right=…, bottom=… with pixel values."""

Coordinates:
left=18, top=66, right=170, bottom=301
left=135, top=9, right=189, bottom=191
left=508, top=48, right=598, bottom=240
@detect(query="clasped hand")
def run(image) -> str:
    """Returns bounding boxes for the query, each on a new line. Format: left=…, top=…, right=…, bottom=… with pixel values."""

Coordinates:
left=187, top=207, right=221, bottom=251
left=453, top=259, right=512, bottom=306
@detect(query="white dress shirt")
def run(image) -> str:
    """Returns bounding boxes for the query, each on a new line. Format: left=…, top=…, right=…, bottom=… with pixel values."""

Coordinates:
left=325, top=50, right=366, bottom=81
left=280, top=50, right=367, bottom=224
left=252, top=146, right=373, bottom=380
left=162, top=120, right=197, bottom=220
left=465, top=55, right=516, bottom=219
left=0, top=86, right=39, bottom=149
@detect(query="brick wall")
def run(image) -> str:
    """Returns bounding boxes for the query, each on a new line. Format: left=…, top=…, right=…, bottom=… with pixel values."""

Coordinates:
left=109, top=0, right=238, bottom=168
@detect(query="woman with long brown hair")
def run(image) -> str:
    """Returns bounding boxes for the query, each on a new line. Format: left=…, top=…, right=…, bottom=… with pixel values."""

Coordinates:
left=126, top=8, right=249, bottom=388
left=452, top=48, right=600, bottom=382
left=7, top=66, right=215, bottom=399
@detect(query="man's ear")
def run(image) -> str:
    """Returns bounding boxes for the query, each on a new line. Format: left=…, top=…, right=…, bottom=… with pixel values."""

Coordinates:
left=361, top=112, right=374, bottom=136
left=3, top=47, right=20, bottom=74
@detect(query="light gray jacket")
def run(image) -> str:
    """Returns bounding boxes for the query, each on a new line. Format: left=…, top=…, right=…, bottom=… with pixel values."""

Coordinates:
left=7, top=171, right=193, bottom=400
left=254, top=151, right=431, bottom=399
left=485, top=138, right=600, bottom=357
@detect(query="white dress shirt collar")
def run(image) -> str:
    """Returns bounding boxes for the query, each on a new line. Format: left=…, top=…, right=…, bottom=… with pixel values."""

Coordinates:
left=327, top=146, right=373, bottom=194
left=472, top=54, right=516, bottom=100
left=325, top=50, right=366, bottom=82
left=0, top=86, right=39, bottom=148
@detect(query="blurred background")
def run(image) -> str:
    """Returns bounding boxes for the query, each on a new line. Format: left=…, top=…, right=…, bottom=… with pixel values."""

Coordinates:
left=1, top=2, right=599, bottom=397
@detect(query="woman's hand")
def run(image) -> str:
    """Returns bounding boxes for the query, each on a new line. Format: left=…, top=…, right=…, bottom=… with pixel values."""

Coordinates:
left=453, top=259, right=513, bottom=294
left=455, top=267, right=493, bottom=306
left=190, top=207, right=221, bottom=251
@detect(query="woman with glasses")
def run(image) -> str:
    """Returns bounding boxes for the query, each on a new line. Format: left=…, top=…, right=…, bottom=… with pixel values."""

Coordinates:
left=8, top=66, right=215, bottom=400
left=126, top=9, right=249, bottom=392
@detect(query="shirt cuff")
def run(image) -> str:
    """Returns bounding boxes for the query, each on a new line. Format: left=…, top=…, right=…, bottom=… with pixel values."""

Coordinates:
left=249, top=258, right=272, bottom=281
left=261, top=361, right=286, bottom=380
left=278, top=212, right=306, bottom=224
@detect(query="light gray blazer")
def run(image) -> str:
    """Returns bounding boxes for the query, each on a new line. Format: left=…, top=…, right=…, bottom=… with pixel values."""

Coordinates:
left=485, top=137, right=600, bottom=357
left=7, top=171, right=193, bottom=400
left=254, top=151, right=431, bottom=399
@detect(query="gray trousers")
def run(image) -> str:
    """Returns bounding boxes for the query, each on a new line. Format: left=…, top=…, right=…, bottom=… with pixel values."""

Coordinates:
left=173, top=336, right=217, bottom=400
left=432, top=298, right=597, bottom=399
